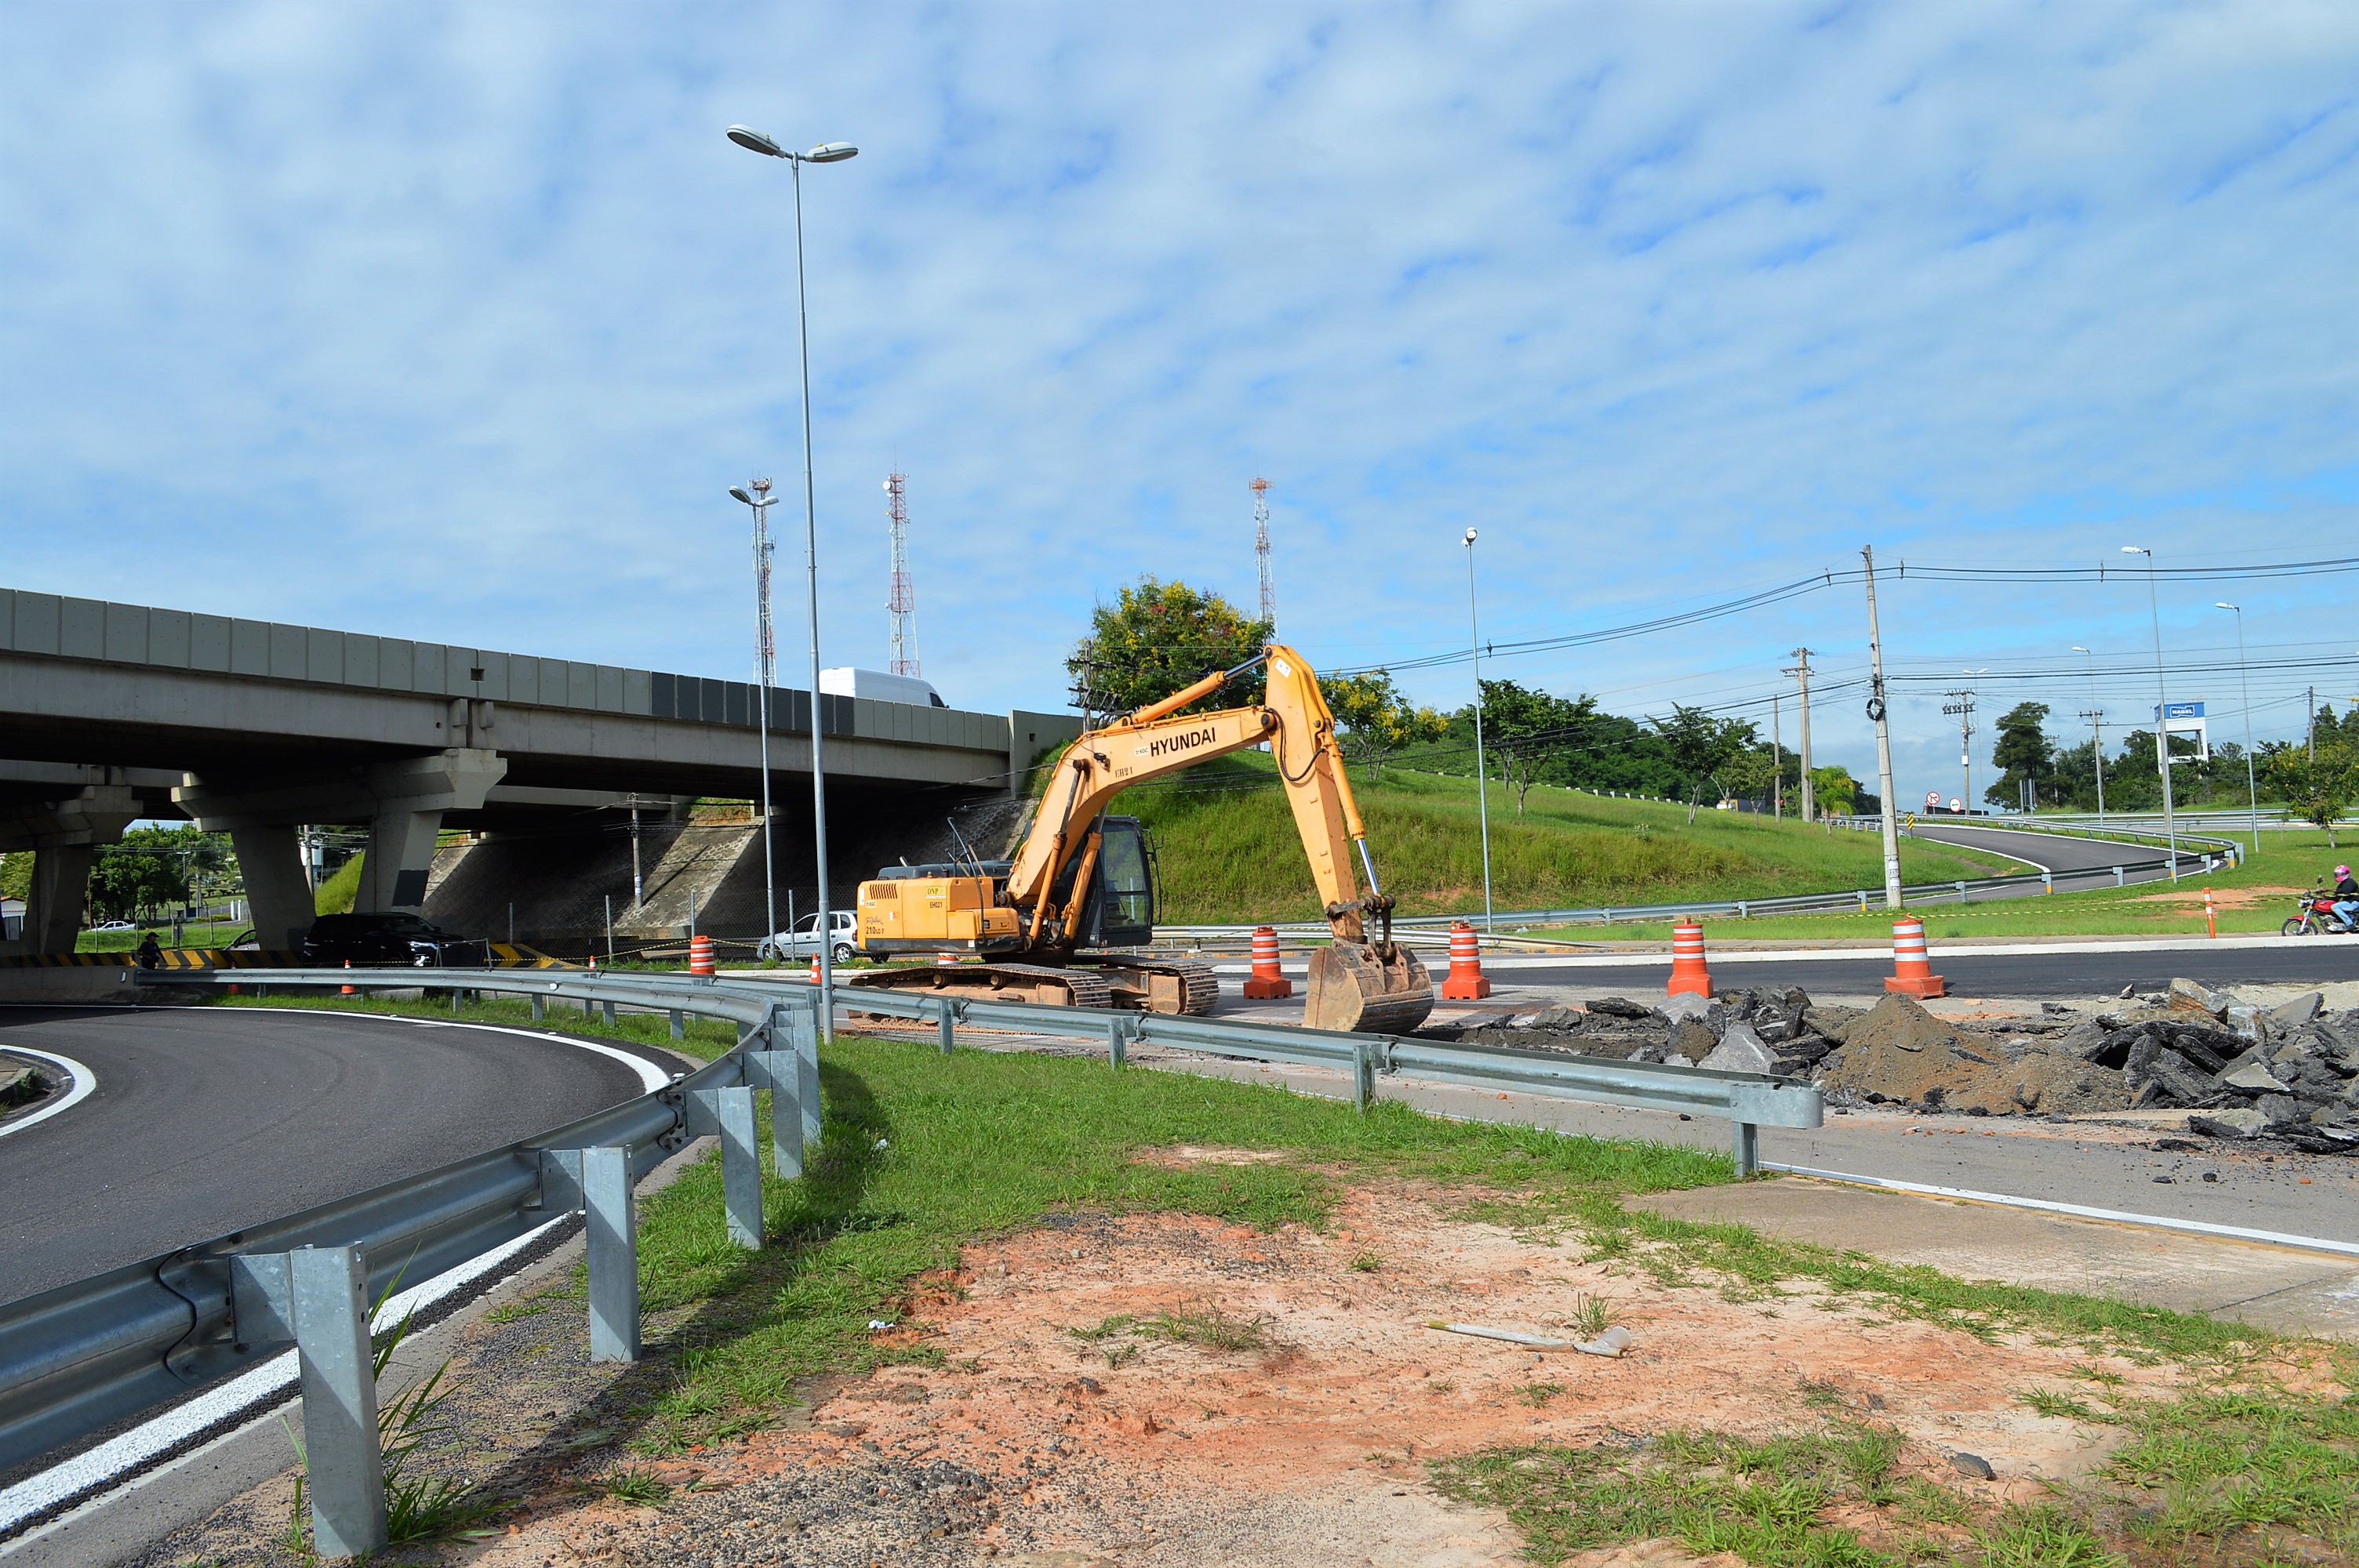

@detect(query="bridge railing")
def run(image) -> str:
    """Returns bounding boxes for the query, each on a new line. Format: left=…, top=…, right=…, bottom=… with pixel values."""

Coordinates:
left=6, top=967, right=1816, bottom=1554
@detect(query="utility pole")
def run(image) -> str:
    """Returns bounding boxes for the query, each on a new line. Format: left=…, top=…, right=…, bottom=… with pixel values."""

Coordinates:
left=1862, top=548, right=1903, bottom=908
left=627, top=797, right=645, bottom=909
left=1771, top=692, right=1783, bottom=818
left=1942, top=688, right=1976, bottom=813
left=1785, top=648, right=1816, bottom=822
left=2073, top=644, right=2103, bottom=827
left=2309, top=685, right=2317, bottom=762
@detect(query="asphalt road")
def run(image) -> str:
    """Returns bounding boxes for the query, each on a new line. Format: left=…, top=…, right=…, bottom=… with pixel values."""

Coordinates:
left=0, top=1005, right=674, bottom=1301
left=1908, top=819, right=2220, bottom=898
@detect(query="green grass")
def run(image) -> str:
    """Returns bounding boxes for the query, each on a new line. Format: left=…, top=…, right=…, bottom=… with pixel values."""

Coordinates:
left=1521, top=823, right=2357, bottom=943
left=75, top=918, right=250, bottom=952
left=211, top=996, right=2354, bottom=1564
left=1129, top=753, right=2015, bottom=922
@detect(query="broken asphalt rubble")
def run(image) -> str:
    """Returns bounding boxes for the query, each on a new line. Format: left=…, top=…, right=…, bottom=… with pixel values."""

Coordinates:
left=1433, top=976, right=2359, bottom=1154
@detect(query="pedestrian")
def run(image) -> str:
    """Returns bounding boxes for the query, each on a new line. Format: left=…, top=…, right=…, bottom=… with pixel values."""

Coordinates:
left=136, top=930, right=164, bottom=968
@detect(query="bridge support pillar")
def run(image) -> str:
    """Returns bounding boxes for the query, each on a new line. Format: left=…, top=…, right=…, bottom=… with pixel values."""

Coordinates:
left=0, top=782, right=138, bottom=955
left=177, top=750, right=507, bottom=939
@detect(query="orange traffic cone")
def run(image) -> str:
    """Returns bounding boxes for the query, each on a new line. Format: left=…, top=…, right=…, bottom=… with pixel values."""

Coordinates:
left=1242, top=925, right=1293, bottom=999
left=1667, top=921, right=1712, bottom=998
left=2204, top=887, right=2216, bottom=939
left=340, top=958, right=355, bottom=996
left=689, top=934, right=716, bottom=977
left=812, top=952, right=824, bottom=983
left=1885, top=918, right=1946, bottom=997
left=1441, top=920, right=1492, bottom=1000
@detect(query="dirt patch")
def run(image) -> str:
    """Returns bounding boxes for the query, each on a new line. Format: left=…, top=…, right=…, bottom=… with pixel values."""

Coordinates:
left=458, top=1163, right=2165, bottom=1567
left=2128, top=884, right=2299, bottom=909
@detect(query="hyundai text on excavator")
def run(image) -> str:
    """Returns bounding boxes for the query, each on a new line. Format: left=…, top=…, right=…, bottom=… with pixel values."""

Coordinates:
left=846, top=644, right=1435, bottom=1034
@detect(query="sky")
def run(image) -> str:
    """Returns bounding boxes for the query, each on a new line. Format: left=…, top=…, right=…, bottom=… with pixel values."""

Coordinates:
left=4, top=2, right=2357, bottom=807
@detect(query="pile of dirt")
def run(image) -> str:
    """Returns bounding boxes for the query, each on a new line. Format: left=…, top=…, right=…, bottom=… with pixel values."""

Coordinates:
left=1813, top=996, right=2024, bottom=1114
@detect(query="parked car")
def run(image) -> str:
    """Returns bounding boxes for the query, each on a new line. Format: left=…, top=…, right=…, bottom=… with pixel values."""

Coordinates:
left=90, top=920, right=137, bottom=933
left=759, top=910, right=859, bottom=964
left=301, top=913, right=489, bottom=967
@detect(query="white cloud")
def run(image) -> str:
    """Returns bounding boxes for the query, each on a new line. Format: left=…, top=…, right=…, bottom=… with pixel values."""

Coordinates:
left=2, top=1, right=2355, bottom=804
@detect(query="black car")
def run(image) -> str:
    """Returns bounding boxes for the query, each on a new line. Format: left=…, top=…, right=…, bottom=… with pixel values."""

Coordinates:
left=301, top=913, right=489, bottom=968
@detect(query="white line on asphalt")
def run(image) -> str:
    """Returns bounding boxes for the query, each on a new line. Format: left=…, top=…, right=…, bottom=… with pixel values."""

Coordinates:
left=1764, top=1164, right=2359, bottom=1261
left=0, top=1046, right=96, bottom=1139
left=0, top=1218, right=568, bottom=1539
left=141, top=1004, right=676, bottom=1094
left=1907, top=827, right=2054, bottom=873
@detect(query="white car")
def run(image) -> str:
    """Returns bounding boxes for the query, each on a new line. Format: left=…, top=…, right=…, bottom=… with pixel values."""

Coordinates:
left=90, top=920, right=138, bottom=933
left=758, top=910, right=859, bottom=964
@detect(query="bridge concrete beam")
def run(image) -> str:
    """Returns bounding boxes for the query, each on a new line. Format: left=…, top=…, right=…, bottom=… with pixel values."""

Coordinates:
left=0, top=782, right=139, bottom=955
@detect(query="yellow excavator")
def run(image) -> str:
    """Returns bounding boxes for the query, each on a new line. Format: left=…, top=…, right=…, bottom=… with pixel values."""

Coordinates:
left=847, top=643, right=1434, bottom=1033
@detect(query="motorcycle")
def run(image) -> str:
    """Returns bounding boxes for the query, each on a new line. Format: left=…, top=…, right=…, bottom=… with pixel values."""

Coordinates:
left=2283, top=888, right=2359, bottom=936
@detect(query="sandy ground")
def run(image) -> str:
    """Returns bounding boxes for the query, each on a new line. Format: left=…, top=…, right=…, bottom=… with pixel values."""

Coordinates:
left=435, top=1154, right=2183, bottom=1568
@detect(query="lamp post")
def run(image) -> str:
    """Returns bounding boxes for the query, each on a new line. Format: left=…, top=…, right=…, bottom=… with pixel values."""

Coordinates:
left=2122, top=546, right=2179, bottom=880
left=2071, top=645, right=2105, bottom=827
left=729, top=480, right=783, bottom=954
left=2216, top=603, right=2261, bottom=861
left=729, top=124, right=858, bottom=1022
left=1463, top=527, right=1494, bottom=931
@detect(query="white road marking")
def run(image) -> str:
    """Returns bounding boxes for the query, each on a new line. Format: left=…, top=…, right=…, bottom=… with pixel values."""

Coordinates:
left=0, top=1047, right=96, bottom=1138
left=1765, top=1163, right=2359, bottom=1261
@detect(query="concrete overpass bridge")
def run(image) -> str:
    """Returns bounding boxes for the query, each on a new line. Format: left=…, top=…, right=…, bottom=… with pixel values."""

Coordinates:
left=0, top=587, right=1080, bottom=953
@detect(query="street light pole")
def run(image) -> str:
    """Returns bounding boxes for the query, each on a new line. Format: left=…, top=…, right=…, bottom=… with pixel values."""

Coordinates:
left=729, top=125, right=857, bottom=1023
left=1463, top=528, right=1494, bottom=932
left=729, top=480, right=782, bottom=955
left=2123, top=546, right=2179, bottom=881
left=2217, top=603, right=2260, bottom=862
left=2071, top=645, right=2104, bottom=827
left=1861, top=546, right=1903, bottom=908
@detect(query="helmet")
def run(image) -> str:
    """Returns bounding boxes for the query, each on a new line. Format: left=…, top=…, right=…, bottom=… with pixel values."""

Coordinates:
left=2339, top=866, right=2351, bottom=878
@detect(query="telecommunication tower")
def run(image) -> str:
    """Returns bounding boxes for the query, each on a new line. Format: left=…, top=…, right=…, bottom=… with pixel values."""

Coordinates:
left=885, top=470, right=919, bottom=677
left=1251, top=477, right=1275, bottom=628
left=750, top=477, right=776, bottom=687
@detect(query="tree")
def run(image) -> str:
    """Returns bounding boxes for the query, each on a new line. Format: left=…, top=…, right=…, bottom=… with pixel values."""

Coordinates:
left=1066, top=577, right=1271, bottom=724
left=1809, top=766, right=1859, bottom=816
left=1648, top=705, right=1757, bottom=824
left=1984, top=702, right=2053, bottom=810
left=1479, top=680, right=1598, bottom=815
left=0, top=851, right=28, bottom=903
left=2268, top=746, right=2357, bottom=848
left=1326, top=670, right=1448, bottom=781
left=85, top=826, right=230, bottom=924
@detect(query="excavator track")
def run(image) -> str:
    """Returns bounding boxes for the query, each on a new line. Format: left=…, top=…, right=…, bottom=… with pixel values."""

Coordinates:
left=845, top=956, right=1217, bottom=1014
left=845, top=961, right=1117, bottom=1011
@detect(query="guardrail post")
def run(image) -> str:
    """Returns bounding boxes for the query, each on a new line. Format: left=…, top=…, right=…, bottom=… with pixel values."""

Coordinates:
left=1737, top=901, right=1748, bottom=919
left=668, top=1008, right=685, bottom=1040
left=531, top=993, right=546, bottom=1022
left=1352, top=1040, right=1373, bottom=1112
left=1857, top=891, right=1868, bottom=913
left=718, top=1085, right=762, bottom=1249
left=602, top=999, right=617, bottom=1025
left=1108, top=1014, right=1129, bottom=1070
left=794, top=991, right=822, bottom=1148
left=288, top=1244, right=388, bottom=1559
left=2114, top=866, right=2124, bottom=887
left=583, top=1145, right=640, bottom=1363
left=2043, top=870, right=2052, bottom=895
left=1732, top=1120, right=1759, bottom=1178
left=938, top=997, right=957, bottom=1055
left=1956, top=880, right=1967, bottom=904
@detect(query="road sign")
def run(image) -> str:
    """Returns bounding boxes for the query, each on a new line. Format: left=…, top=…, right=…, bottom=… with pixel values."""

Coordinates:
left=1925, top=791, right=1941, bottom=809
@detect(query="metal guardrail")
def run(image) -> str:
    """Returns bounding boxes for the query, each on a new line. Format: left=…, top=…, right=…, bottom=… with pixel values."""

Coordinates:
left=7, top=965, right=1819, bottom=1554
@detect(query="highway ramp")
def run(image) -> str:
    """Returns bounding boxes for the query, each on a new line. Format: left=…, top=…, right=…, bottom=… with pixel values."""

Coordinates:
left=0, top=1005, right=675, bottom=1301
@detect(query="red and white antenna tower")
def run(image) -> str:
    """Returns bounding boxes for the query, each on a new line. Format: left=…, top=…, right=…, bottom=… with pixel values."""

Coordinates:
left=885, top=470, right=919, bottom=677
left=1251, top=477, right=1274, bottom=628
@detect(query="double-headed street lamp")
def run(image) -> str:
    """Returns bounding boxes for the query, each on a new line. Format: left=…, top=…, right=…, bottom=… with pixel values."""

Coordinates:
left=2215, top=603, right=2261, bottom=861
left=729, top=125, right=857, bottom=1020
left=2121, top=546, right=2179, bottom=881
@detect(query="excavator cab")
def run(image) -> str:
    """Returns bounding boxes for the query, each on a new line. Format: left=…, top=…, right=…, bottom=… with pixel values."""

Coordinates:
left=1074, top=817, right=1157, bottom=949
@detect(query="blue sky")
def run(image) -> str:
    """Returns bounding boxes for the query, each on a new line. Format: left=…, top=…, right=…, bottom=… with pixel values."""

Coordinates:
left=4, top=2, right=2357, bottom=804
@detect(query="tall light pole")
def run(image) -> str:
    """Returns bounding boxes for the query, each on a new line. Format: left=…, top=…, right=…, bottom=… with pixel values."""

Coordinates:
left=1463, top=527, right=1494, bottom=931
left=2216, top=603, right=2260, bottom=861
left=2071, top=645, right=2105, bottom=827
left=730, top=480, right=783, bottom=953
left=729, top=124, right=858, bottom=1021
left=1862, top=546, right=1903, bottom=908
left=2123, top=546, right=2179, bottom=881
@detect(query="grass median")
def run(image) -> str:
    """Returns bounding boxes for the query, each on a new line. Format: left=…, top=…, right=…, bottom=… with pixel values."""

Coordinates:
left=213, top=994, right=2355, bottom=1564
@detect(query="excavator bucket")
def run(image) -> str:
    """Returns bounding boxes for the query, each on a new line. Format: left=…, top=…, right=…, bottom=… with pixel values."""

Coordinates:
left=1304, top=941, right=1434, bottom=1035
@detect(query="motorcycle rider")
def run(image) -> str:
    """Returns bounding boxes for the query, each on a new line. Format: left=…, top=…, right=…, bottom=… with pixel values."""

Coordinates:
left=2334, top=865, right=2359, bottom=932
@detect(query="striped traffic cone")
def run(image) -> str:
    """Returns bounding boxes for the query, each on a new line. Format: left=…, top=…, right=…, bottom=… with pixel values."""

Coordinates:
left=340, top=959, right=355, bottom=996
left=1242, top=925, right=1293, bottom=999
left=1441, top=920, right=1492, bottom=1000
left=689, top=934, right=716, bottom=977
left=1667, top=921, right=1713, bottom=998
left=1884, top=918, right=1946, bottom=997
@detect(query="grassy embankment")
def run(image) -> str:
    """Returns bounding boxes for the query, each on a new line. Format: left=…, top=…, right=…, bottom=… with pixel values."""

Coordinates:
left=218, top=991, right=2357, bottom=1563
left=1521, top=824, right=2357, bottom=944
left=1127, top=753, right=2014, bottom=923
